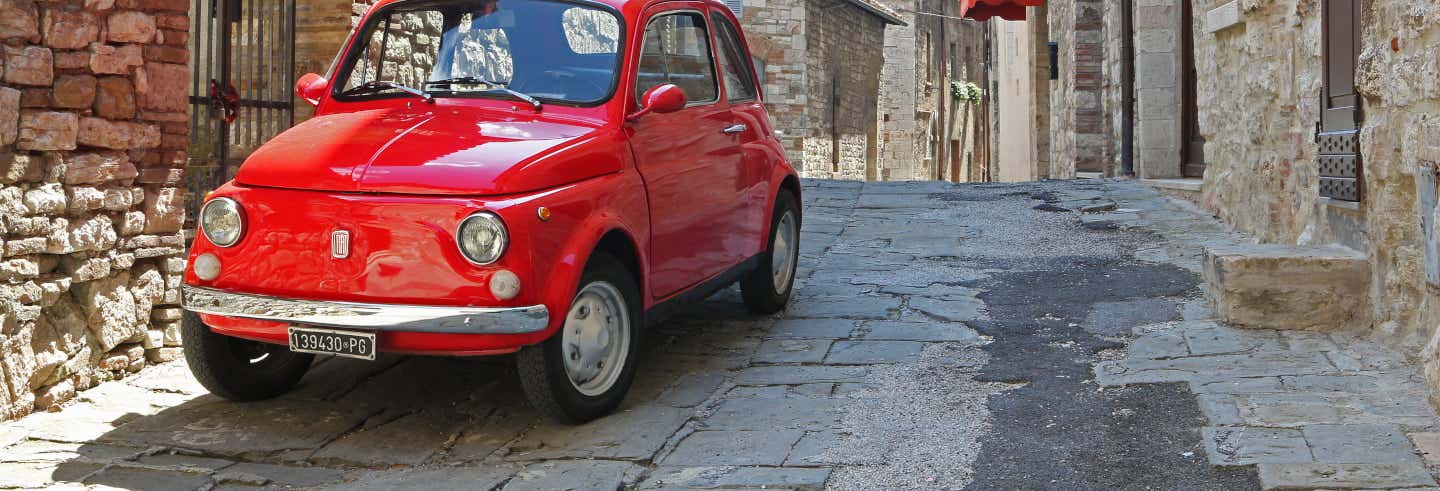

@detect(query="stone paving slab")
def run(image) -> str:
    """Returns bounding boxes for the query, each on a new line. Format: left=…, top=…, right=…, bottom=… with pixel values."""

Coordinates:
left=639, top=466, right=831, bottom=490
left=504, top=404, right=691, bottom=461
left=100, top=398, right=378, bottom=459
left=858, top=320, right=983, bottom=343
left=764, top=318, right=859, bottom=340
left=1100, top=181, right=1440, bottom=489
left=752, top=339, right=832, bottom=364
left=662, top=430, right=805, bottom=466
left=823, top=340, right=925, bottom=365
left=1255, top=463, right=1436, bottom=490
left=502, top=460, right=643, bottom=491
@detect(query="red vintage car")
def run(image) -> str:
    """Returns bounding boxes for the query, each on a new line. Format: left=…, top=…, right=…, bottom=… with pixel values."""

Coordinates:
left=181, top=0, right=800, bottom=423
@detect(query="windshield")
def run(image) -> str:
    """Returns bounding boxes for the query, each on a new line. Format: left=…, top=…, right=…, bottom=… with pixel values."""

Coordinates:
left=336, top=0, right=623, bottom=105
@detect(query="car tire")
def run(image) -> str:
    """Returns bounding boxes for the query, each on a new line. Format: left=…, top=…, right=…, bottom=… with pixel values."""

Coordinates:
left=741, top=190, right=800, bottom=314
left=517, top=252, right=642, bottom=424
left=181, top=310, right=314, bottom=401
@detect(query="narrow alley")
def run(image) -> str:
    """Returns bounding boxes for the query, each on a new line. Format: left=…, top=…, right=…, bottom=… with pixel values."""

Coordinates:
left=2, top=179, right=1432, bottom=490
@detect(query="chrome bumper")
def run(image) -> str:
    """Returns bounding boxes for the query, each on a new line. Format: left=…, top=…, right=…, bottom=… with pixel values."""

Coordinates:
left=183, top=286, right=549, bottom=334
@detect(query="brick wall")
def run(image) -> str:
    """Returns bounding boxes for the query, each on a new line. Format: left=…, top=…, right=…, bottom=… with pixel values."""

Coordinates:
left=0, top=0, right=189, bottom=420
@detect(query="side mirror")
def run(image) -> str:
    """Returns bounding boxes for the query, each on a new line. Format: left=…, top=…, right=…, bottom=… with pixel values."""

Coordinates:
left=628, top=84, right=687, bottom=120
left=295, top=73, right=328, bottom=108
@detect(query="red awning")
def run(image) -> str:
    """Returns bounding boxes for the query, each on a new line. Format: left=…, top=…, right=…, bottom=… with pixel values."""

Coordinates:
left=958, top=0, right=1044, bottom=21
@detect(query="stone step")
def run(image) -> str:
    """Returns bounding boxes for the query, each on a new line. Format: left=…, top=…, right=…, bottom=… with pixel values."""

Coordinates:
left=1202, top=244, right=1370, bottom=331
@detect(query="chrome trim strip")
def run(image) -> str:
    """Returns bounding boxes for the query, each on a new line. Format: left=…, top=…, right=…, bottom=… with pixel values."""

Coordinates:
left=183, top=286, right=549, bottom=334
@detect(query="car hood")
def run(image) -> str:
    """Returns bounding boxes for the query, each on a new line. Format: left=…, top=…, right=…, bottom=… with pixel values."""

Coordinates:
left=235, top=107, right=621, bottom=196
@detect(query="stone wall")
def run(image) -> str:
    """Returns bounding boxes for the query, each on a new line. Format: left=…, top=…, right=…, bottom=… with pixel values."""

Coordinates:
left=1192, top=0, right=1440, bottom=406
left=1133, top=0, right=1182, bottom=178
left=739, top=0, right=809, bottom=163
left=1045, top=0, right=1113, bottom=178
left=0, top=0, right=189, bottom=420
left=1044, top=0, right=1075, bottom=179
left=797, top=0, right=886, bottom=180
left=875, top=0, right=985, bottom=182
left=1193, top=0, right=1324, bottom=244
left=293, top=0, right=355, bottom=121
left=875, top=0, right=918, bottom=179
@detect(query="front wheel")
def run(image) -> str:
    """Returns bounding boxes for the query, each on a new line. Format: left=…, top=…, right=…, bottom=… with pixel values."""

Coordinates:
left=517, top=252, right=642, bottom=424
left=181, top=311, right=313, bottom=401
left=741, top=190, right=800, bottom=314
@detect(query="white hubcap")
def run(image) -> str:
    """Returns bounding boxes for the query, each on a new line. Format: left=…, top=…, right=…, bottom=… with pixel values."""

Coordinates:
left=561, top=281, right=630, bottom=396
left=772, top=210, right=798, bottom=293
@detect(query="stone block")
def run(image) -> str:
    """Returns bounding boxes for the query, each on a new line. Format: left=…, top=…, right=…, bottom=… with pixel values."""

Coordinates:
left=51, top=74, right=97, bottom=108
left=33, top=379, right=74, bottom=409
left=42, top=8, right=99, bottom=49
left=2, top=45, right=52, bottom=85
left=62, top=152, right=137, bottom=184
left=1203, top=244, right=1370, bottom=331
left=105, top=10, right=154, bottom=43
left=144, top=346, right=180, bottom=362
left=136, top=62, right=186, bottom=112
left=77, top=117, right=160, bottom=149
left=88, top=43, right=141, bottom=74
left=140, top=187, right=183, bottom=233
left=0, top=87, right=20, bottom=145
left=17, top=110, right=77, bottom=151
left=93, top=76, right=135, bottom=118
left=0, top=0, right=40, bottom=41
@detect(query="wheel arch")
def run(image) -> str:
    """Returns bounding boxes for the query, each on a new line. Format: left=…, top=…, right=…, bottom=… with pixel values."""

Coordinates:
left=591, top=229, right=644, bottom=304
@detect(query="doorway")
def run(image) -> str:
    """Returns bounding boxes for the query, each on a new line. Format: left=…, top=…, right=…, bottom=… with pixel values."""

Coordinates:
left=1180, top=0, right=1205, bottom=178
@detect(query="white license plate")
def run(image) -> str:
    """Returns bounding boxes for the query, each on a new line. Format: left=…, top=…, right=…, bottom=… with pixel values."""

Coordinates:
left=288, top=326, right=377, bottom=360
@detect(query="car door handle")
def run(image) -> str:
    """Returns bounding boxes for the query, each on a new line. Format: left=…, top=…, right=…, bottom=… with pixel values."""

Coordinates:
left=722, top=124, right=747, bottom=134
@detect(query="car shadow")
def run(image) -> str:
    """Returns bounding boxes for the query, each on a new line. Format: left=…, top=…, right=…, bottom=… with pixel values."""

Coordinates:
left=37, top=286, right=774, bottom=489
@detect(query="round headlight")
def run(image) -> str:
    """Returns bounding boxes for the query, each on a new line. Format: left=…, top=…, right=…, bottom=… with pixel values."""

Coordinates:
left=200, top=197, right=245, bottom=247
left=457, top=212, right=508, bottom=265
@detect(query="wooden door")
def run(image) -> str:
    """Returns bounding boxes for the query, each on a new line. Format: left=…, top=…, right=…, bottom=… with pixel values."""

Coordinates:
left=1318, top=0, right=1363, bottom=201
left=1180, top=0, right=1205, bottom=177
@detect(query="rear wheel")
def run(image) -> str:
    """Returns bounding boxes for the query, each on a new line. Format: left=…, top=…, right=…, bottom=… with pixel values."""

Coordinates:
left=517, top=252, right=641, bottom=423
left=181, top=311, right=313, bottom=401
left=742, top=190, right=800, bottom=314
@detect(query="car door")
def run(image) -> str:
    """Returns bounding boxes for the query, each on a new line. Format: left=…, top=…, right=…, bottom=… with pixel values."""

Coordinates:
left=709, top=10, right=770, bottom=246
left=628, top=6, right=744, bottom=299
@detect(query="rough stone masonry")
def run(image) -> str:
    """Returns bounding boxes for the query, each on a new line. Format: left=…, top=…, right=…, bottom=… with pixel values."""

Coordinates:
left=0, top=0, right=189, bottom=420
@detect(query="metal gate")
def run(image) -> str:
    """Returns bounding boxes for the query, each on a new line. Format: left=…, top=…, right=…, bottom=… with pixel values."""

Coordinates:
left=186, top=0, right=296, bottom=219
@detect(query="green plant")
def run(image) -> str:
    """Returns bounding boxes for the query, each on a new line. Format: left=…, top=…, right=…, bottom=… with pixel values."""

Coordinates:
left=950, top=80, right=982, bottom=104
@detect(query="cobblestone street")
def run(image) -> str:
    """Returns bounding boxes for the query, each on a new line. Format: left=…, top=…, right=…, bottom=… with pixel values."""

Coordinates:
left=2, top=179, right=1437, bottom=490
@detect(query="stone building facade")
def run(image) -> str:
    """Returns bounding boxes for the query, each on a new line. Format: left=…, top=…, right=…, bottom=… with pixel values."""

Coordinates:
left=874, top=0, right=987, bottom=182
left=737, top=0, right=903, bottom=180
left=0, top=0, right=189, bottom=420
left=1028, top=0, right=1440, bottom=407
left=1190, top=0, right=1440, bottom=403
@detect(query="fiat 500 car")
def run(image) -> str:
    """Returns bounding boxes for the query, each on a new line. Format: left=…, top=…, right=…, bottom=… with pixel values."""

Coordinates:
left=181, top=0, right=801, bottom=422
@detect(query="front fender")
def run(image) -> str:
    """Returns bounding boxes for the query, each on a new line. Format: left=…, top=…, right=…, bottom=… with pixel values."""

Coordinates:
left=529, top=170, right=650, bottom=342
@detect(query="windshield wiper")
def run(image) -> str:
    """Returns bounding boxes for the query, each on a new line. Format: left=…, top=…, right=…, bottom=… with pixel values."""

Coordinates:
left=341, top=80, right=433, bottom=103
left=426, top=77, right=542, bottom=111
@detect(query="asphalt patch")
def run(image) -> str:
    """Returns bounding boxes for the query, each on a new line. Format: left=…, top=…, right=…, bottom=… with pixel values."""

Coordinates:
left=963, top=254, right=1259, bottom=489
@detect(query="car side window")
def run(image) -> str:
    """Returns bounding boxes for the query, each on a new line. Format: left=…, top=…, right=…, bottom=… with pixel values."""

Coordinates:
left=710, top=13, right=756, bottom=101
left=636, top=12, right=718, bottom=105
